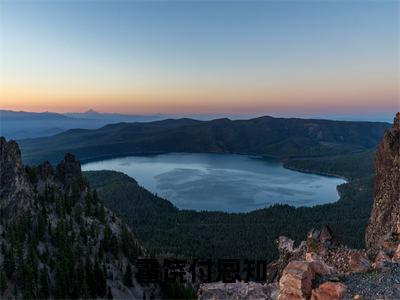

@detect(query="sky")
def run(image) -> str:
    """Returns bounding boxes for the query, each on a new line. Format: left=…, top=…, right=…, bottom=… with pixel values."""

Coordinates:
left=0, top=0, right=399, bottom=118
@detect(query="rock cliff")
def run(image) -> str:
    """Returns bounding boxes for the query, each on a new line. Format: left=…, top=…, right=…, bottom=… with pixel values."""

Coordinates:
left=365, top=112, right=400, bottom=253
left=0, top=137, right=158, bottom=299
left=0, top=138, right=35, bottom=219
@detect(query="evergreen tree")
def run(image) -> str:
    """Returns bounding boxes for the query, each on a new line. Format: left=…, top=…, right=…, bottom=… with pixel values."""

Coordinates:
left=85, top=193, right=92, bottom=216
left=53, top=263, right=68, bottom=299
left=23, top=263, right=36, bottom=299
left=75, top=260, right=88, bottom=299
left=107, top=286, right=113, bottom=299
left=37, top=207, right=47, bottom=240
left=85, top=257, right=96, bottom=298
left=39, top=267, right=50, bottom=299
left=3, top=246, right=15, bottom=279
left=48, top=222, right=52, bottom=236
left=98, top=242, right=104, bottom=259
left=110, top=235, right=119, bottom=258
left=103, top=225, right=112, bottom=251
left=99, top=204, right=106, bottom=223
left=94, top=260, right=106, bottom=297
left=15, top=241, right=25, bottom=288
left=123, top=264, right=133, bottom=287
left=27, top=239, right=39, bottom=285
left=121, top=226, right=131, bottom=257
left=93, top=190, right=99, bottom=204
left=0, top=267, right=7, bottom=295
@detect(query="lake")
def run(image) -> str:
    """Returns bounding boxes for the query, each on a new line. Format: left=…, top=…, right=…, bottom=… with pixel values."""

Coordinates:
left=82, top=153, right=346, bottom=213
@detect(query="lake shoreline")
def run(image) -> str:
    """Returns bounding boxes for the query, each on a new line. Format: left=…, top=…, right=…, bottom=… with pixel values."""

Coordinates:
left=282, top=164, right=350, bottom=182
left=79, top=150, right=349, bottom=182
left=82, top=152, right=346, bottom=212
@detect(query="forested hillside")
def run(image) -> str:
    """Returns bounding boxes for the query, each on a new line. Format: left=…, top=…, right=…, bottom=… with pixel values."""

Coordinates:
left=85, top=150, right=374, bottom=262
left=19, top=116, right=389, bottom=164
left=0, top=137, right=158, bottom=299
left=283, top=150, right=375, bottom=180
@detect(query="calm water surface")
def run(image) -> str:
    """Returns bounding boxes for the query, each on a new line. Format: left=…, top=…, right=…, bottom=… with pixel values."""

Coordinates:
left=82, top=153, right=346, bottom=213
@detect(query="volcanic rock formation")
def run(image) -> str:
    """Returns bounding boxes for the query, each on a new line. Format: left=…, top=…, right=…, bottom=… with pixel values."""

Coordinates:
left=365, top=112, right=400, bottom=253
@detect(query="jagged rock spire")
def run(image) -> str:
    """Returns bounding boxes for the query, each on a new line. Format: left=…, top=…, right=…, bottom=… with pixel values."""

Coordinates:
left=365, top=113, right=400, bottom=252
left=0, top=137, right=86, bottom=217
left=0, top=137, right=27, bottom=193
left=0, top=137, right=34, bottom=218
left=56, top=152, right=85, bottom=193
left=394, top=112, right=400, bottom=129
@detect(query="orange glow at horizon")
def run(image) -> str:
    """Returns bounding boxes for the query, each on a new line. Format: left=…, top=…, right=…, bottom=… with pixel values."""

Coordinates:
left=1, top=1, right=398, bottom=116
left=1, top=74, right=398, bottom=114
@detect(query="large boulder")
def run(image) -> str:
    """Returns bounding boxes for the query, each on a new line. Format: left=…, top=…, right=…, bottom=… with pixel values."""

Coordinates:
left=393, top=244, right=400, bottom=262
left=348, top=252, right=371, bottom=273
left=278, top=261, right=315, bottom=300
left=365, top=113, right=400, bottom=253
left=306, top=252, right=337, bottom=275
left=311, top=282, right=347, bottom=300
left=372, top=250, right=391, bottom=271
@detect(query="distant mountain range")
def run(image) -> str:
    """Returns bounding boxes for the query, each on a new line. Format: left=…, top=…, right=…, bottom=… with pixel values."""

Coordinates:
left=19, top=115, right=390, bottom=164
left=63, top=109, right=165, bottom=122
left=0, top=109, right=166, bottom=139
left=1, top=109, right=394, bottom=140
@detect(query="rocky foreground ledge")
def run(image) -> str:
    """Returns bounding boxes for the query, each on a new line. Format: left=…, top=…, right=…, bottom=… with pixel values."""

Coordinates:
left=198, top=114, right=400, bottom=300
left=198, top=227, right=400, bottom=300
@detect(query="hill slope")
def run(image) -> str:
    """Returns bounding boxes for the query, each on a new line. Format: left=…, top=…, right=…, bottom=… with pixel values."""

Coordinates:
left=85, top=167, right=374, bottom=262
left=0, top=137, right=158, bottom=299
left=19, top=116, right=390, bottom=164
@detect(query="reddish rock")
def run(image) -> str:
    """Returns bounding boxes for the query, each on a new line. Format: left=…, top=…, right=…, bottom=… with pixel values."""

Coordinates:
left=349, top=252, right=371, bottom=273
left=306, top=252, right=337, bottom=275
left=267, top=238, right=307, bottom=283
left=382, top=241, right=399, bottom=255
left=393, top=244, right=400, bottom=262
left=311, top=282, right=347, bottom=300
left=278, top=261, right=314, bottom=300
left=372, top=250, right=391, bottom=271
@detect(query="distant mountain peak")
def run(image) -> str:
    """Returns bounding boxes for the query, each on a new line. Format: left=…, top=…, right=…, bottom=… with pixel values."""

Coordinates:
left=84, top=109, right=101, bottom=115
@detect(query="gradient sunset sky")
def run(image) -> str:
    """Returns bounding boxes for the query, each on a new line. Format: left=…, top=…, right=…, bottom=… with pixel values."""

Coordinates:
left=1, top=1, right=399, bottom=117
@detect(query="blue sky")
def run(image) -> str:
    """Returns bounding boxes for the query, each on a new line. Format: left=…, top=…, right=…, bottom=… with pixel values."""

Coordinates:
left=1, top=0, right=399, bottom=119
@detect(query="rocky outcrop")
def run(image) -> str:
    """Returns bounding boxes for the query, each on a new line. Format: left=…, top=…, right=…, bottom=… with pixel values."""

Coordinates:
left=305, top=253, right=337, bottom=276
left=0, top=137, right=158, bottom=299
left=365, top=112, right=400, bottom=253
left=55, top=153, right=85, bottom=194
left=266, top=236, right=307, bottom=282
left=0, top=137, right=35, bottom=219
